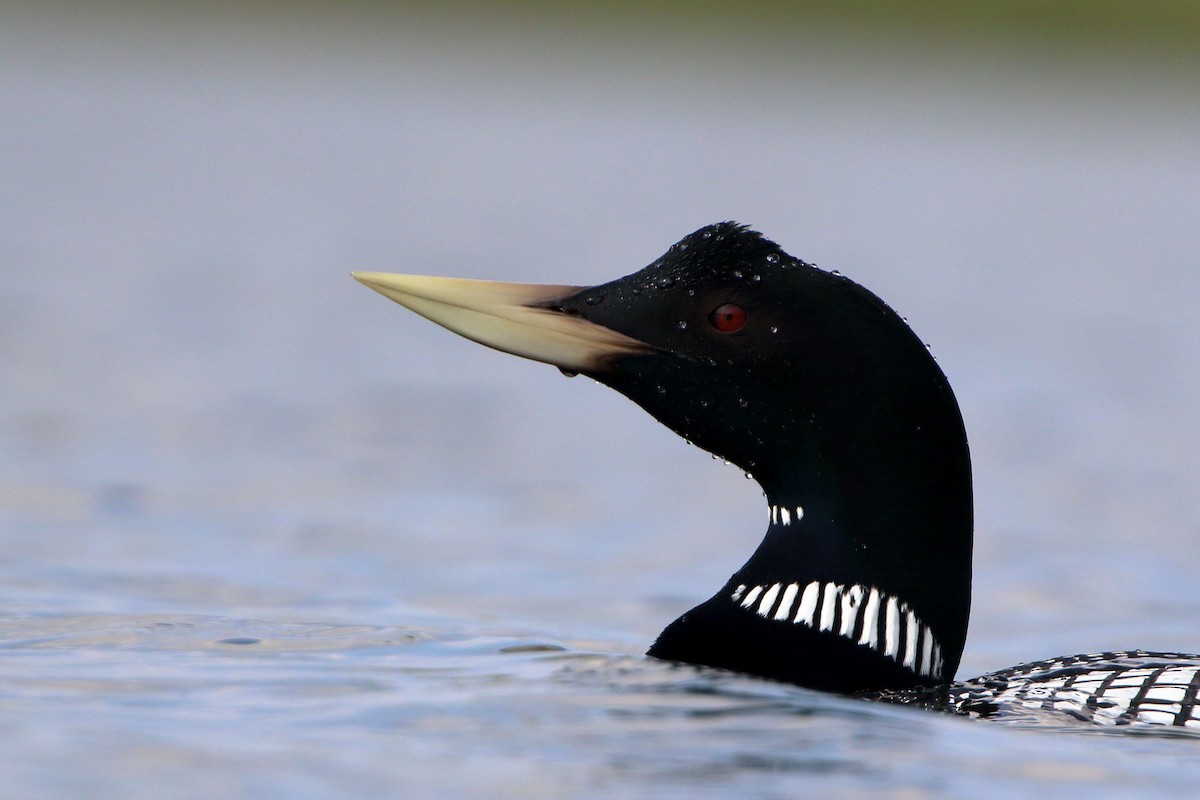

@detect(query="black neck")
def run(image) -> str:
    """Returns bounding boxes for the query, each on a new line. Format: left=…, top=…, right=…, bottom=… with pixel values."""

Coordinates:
left=647, top=290, right=973, bottom=693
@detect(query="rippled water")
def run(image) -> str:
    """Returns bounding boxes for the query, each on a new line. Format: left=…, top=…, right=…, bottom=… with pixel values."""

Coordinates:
left=3, top=3, right=1199, bottom=797
left=6, top=613, right=1200, bottom=799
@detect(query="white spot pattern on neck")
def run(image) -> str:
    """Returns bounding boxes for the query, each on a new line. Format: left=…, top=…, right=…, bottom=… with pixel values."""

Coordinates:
left=768, top=505, right=804, bottom=526
left=730, top=580, right=944, bottom=679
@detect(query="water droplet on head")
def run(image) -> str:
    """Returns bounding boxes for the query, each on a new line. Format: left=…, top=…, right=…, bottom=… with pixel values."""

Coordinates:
left=656, top=385, right=667, bottom=395
left=738, top=399, right=749, bottom=409
left=732, top=270, right=743, bottom=279
left=631, top=287, right=641, bottom=295
left=701, top=230, right=713, bottom=239
left=558, top=368, right=579, bottom=378
left=699, top=399, right=708, bottom=408
left=677, top=320, right=688, bottom=330
left=769, top=325, right=778, bottom=334
left=686, top=288, right=696, bottom=297
left=585, top=295, right=604, bottom=306
left=831, top=269, right=843, bottom=277
left=765, top=254, right=780, bottom=264
left=659, top=276, right=675, bottom=288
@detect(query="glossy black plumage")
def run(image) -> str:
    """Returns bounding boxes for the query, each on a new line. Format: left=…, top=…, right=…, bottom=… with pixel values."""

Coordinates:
left=537, top=223, right=972, bottom=692
left=355, top=222, right=1199, bottom=726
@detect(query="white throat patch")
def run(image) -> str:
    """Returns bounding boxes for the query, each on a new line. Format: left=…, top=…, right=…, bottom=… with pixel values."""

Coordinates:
left=730, top=580, right=945, bottom=679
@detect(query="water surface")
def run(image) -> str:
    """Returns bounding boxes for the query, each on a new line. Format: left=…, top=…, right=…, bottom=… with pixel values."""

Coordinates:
left=2, top=3, right=1199, bottom=797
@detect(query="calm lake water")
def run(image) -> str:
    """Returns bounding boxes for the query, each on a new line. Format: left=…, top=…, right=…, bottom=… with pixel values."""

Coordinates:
left=2, top=3, right=1199, bottom=797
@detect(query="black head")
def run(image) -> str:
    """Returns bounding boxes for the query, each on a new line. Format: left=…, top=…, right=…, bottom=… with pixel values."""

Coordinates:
left=546, top=224, right=951, bottom=494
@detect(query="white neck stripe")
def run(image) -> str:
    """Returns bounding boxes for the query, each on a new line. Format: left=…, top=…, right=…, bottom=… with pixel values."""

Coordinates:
left=768, top=505, right=804, bottom=526
left=729, top=580, right=945, bottom=679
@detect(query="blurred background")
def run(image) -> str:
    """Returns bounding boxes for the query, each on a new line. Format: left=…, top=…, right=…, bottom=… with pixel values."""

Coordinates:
left=2, top=1, right=1199, bottom=796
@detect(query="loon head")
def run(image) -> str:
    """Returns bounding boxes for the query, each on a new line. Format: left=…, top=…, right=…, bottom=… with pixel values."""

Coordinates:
left=354, top=222, right=973, bottom=694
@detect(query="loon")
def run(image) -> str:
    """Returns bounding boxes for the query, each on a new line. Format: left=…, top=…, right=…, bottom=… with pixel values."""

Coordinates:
left=353, top=222, right=1200, bottom=728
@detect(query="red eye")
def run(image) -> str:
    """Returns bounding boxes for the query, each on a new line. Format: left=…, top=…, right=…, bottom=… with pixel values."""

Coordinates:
left=709, top=303, right=747, bottom=333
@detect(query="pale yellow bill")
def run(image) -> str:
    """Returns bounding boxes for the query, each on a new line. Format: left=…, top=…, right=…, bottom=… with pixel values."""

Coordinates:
left=352, top=272, right=650, bottom=373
